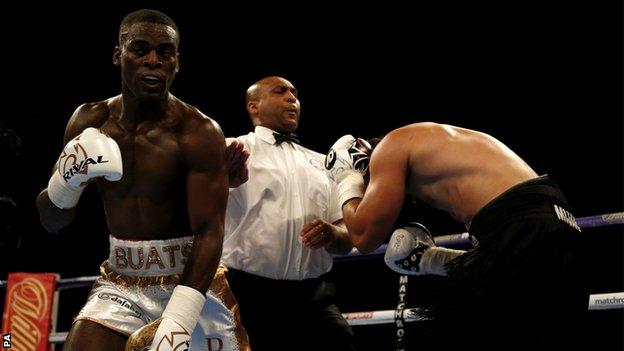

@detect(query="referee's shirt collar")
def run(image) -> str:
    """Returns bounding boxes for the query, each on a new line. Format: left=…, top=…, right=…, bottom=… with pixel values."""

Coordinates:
left=255, top=125, right=288, bottom=145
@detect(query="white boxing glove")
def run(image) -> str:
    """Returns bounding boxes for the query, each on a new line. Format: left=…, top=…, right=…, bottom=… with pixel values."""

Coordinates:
left=384, top=223, right=465, bottom=276
left=125, top=285, right=205, bottom=351
left=47, top=127, right=122, bottom=209
left=325, top=135, right=372, bottom=206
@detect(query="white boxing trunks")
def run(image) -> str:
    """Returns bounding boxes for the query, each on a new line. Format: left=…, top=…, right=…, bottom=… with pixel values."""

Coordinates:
left=75, top=235, right=249, bottom=351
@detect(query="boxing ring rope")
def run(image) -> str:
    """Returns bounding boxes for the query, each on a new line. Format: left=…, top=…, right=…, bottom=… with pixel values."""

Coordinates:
left=29, top=291, right=624, bottom=344
left=1, top=211, right=622, bottom=344
left=343, top=292, right=624, bottom=325
left=342, top=308, right=430, bottom=326
left=334, top=211, right=624, bottom=261
left=1, top=212, right=621, bottom=289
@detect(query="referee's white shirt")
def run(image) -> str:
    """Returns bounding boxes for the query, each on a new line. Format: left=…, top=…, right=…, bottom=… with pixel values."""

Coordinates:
left=222, top=126, right=342, bottom=280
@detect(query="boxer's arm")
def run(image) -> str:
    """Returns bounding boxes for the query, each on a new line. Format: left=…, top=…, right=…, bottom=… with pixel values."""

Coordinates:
left=181, top=116, right=228, bottom=293
left=342, top=134, right=408, bottom=253
left=126, top=114, right=227, bottom=351
left=37, top=103, right=107, bottom=233
left=36, top=187, right=76, bottom=233
left=325, top=220, right=354, bottom=254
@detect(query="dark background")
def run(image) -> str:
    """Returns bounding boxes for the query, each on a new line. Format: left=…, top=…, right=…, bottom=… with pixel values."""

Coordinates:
left=0, top=1, right=622, bottom=349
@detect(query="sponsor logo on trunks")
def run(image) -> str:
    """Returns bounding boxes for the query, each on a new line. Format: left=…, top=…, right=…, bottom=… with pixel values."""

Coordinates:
left=2, top=333, right=10, bottom=348
left=114, top=243, right=192, bottom=271
left=97, top=293, right=143, bottom=319
left=553, top=204, right=581, bottom=232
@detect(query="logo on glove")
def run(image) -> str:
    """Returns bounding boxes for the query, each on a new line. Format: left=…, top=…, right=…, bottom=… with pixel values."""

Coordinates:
left=349, top=138, right=372, bottom=174
left=58, top=142, right=109, bottom=182
left=155, top=331, right=190, bottom=351
left=324, top=138, right=372, bottom=174
left=324, top=148, right=337, bottom=170
left=396, top=241, right=430, bottom=273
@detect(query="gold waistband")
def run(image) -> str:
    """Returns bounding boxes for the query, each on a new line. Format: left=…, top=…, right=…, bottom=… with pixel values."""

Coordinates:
left=99, top=261, right=231, bottom=288
left=100, top=261, right=182, bottom=287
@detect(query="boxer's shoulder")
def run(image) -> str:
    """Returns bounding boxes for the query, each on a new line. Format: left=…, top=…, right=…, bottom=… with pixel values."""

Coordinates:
left=64, top=99, right=114, bottom=142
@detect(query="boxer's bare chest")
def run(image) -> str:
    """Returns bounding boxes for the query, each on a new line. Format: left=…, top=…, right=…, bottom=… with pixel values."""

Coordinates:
left=96, top=117, right=187, bottom=198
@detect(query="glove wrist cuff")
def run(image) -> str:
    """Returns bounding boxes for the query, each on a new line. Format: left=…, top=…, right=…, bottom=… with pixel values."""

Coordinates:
left=163, top=285, right=206, bottom=333
left=337, top=171, right=364, bottom=207
left=47, top=170, right=84, bottom=209
left=419, top=247, right=465, bottom=276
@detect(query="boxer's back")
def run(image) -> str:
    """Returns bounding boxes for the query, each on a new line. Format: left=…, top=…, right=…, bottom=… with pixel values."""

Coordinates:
left=70, top=95, right=208, bottom=239
left=402, top=123, right=538, bottom=223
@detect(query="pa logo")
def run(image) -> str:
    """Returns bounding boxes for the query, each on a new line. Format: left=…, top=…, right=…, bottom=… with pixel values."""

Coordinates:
left=3, top=332, right=11, bottom=348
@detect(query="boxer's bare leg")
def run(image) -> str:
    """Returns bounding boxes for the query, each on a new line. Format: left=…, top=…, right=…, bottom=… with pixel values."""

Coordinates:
left=62, top=319, right=127, bottom=351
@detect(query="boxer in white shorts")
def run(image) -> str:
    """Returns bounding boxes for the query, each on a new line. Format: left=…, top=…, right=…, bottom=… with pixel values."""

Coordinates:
left=76, top=236, right=248, bottom=350
left=36, top=9, right=249, bottom=351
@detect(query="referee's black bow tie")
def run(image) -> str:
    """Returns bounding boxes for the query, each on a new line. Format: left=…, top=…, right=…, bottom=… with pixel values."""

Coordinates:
left=273, top=132, right=300, bottom=145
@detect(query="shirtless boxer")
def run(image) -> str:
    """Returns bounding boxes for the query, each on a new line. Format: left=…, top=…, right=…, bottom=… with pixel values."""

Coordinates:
left=326, top=123, right=584, bottom=349
left=36, top=9, right=248, bottom=351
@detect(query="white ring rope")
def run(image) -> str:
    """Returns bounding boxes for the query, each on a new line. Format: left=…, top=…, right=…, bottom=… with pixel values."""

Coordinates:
left=44, top=292, right=624, bottom=344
